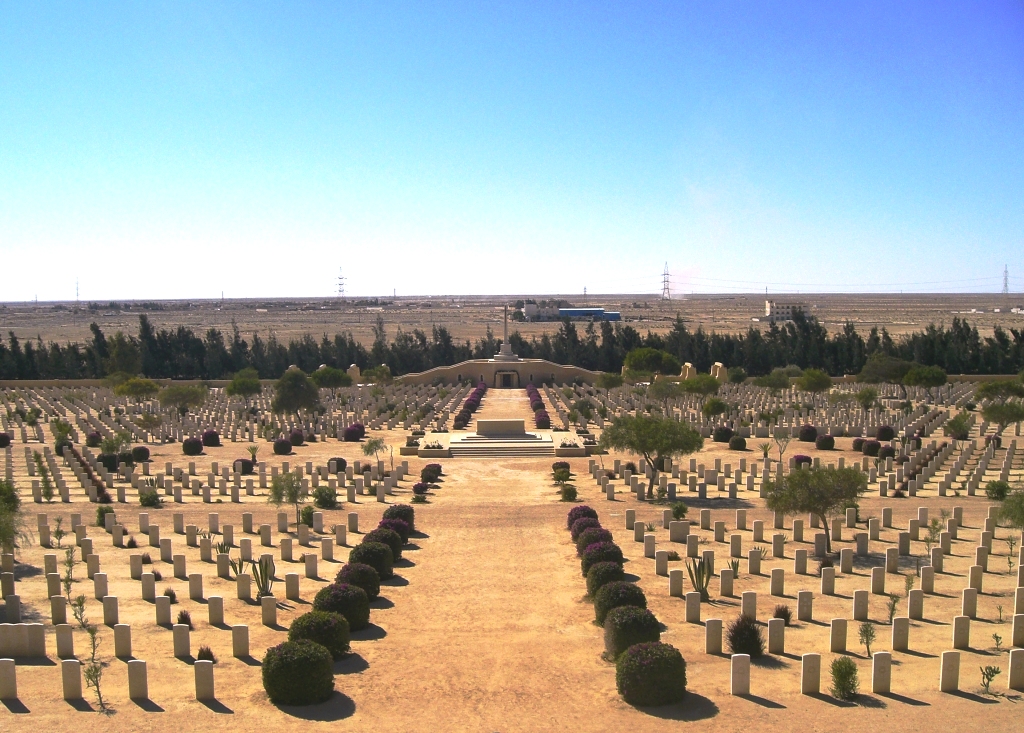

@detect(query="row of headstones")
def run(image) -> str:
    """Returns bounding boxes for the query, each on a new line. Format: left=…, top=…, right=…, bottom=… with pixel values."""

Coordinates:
left=0, top=626, right=250, bottom=703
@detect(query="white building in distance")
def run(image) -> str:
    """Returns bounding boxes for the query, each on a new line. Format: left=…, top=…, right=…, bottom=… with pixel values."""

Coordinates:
left=765, top=300, right=808, bottom=323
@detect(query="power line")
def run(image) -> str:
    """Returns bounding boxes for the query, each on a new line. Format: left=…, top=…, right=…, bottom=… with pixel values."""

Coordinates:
left=661, top=263, right=671, bottom=300
left=337, top=268, right=346, bottom=301
left=1004, top=265, right=1009, bottom=295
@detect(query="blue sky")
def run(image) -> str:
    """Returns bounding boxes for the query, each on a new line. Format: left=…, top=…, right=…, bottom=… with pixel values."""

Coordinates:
left=1, top=2, right=1022, bottom=300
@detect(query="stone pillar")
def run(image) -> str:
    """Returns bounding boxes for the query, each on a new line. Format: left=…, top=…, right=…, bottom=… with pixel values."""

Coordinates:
left=962, top=588, right=978, bottom=619
left=830, top=618, right=847, bottom=652
left=719, top=568, right=733, bottom=597
left=768, top=618, right=785, bottom=654
left=669, top=569, right=684, bottom=597
left=114, top=623, right=132, bottom=657
left=102, top=595, right=118, bottom=626
left=939, top=650, right=960, bottom=692
left=685, top=592, right=701, bottom=623
left=335, top=524, right=347, bottom=547
left=952, top=615, right=970, bottom=649
left=730, top=654, right=751, bottom=695
left=261, top=595, right=277, bottom=626
left=892, top=617, right=910, bottom=651
left=871, top=567, right=885, bottom=595
left=853, top=590, right=868, bottom=621
left=794, top=549, right=807, bottom=575
left=286, top=573, right=300, bottom=601
left=50, top=595, right=67, bottom=625
left=741, top=591, right=757, bottom=620
left=305, top=554, right=318, bottom=579
left=189, top=573, right=204, bottom=601
left=797, top=590, right=813, bottom=622
left=840, top=548, right=853, bottom=574
left=747, top=549, right=761, bottom=576
left=141, top=572, right=156, bottom=601
left=1009, top=648, right=1024, bottom=692
left=821, top=567, right=835, bottom=595
left=348, top=513, right=359, bottom=533
left=156, top=596, right=171, bottom=626
left=173, top=624, right=191, bottom=657
left=128, top=659, right=148, bottom=700
left=872, top=651, right=892, bottom=694
left=0, top=658, right=15, bottom=700
left=643, top=533, right=656, bottom=556
left=770, top=568, right=785, bottom=596
left=730, top=534, right=742, bottom=558
left=801, top=653, right=820, bottom=694
left=232, top=625, right=249, bottom=657
left=56, top=624, right=74, bottom=658
left=61, top=658, right=82, bottom=700
left=705, top=618, right=722, bottom=654
left=1011, top=614, right=1024, bottom=648
left=195, top=659, right=215, bottom=701
left=236, top=573, right=251, bottom=601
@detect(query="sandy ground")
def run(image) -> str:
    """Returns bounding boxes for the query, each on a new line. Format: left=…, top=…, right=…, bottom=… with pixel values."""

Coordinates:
left=3, top=391, right=1023, bottom=731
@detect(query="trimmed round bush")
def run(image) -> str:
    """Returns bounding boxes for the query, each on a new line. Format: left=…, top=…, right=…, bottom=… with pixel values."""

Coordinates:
left=289, top=429, right=305, bottom=446
left=334, top=563, right=380, bottom=600
left=604, top=606, right=661, bottom=658
left=201, top=430, right=220, bottom=447
left=586, top=561, right=626, bottom=598
left=288, top=610, right=350, bottom=659
left=0, top=433, right=10, bottom=449
left=273, top=438, right=292, bottom=455
left=328, top=457, right=347, bottom=474
left=712, top=426, right=734, bottom=443
left=382, top=504, right=415, bottom=532
left=97, top=453, right=118, bottom=472
left=815, top=435, right=835, bottom=450
left=131, top=446, right=150, bottom=462
left=342, top=426, right=362, bottom=442
left=576, top=527, right=613, bottom=555
left=566, top=505, right=599, bottom=531
left=798, top=424, right=818, bottom=442
left=363, top=527, right=403, bottom=561
left=86, top=431, right=102, bottom=448
left=182, top=437, right=203, bottom=456
left=794, top=454, right=812, bottom=468
left=421, top=464, right=443, bottom=483
left=233, top=458, right=255, bottom=475
left=348, top=541, right=393, bottom=580
left=728, top=435, right=746, bottom=451
left=570, top=516, right=602, bottom=542
left=261, top=639, right=334, bottom=705
left=118, top=450, right=135, bottom=468
left=615, top=642, right=687, bottom=707
left=876, top=425, right=895, bottom=442
left=552, top=460, right=571, bottom=472
left=312, top=583, right=371, bottom=631
left=378, top=518, right=410, bottom=544
left=581, top=542, right=624, bottom=577
left=727, top=613, right=765, bottom=657
left=878, top=445, right=896, bottom=459
left=594, top=581, right=647, bottom=624
left=862, top=440, right=881, bottom=457
left=852, top=437, right=865, bottom=452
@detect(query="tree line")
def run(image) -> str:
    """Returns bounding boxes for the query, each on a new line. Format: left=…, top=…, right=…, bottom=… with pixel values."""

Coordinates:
left=1, top=312, right=1023, bottom=381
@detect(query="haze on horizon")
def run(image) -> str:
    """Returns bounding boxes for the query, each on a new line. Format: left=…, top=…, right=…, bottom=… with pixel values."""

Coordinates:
left=1, top=2, right=1022, bottom=302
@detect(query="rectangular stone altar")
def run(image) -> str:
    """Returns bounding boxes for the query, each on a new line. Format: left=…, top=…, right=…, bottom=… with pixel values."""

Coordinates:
left=475, top=419, right=527, bottom=436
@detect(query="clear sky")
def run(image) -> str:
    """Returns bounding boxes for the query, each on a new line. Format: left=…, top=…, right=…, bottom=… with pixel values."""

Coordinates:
left=1, top=2, right=1022, bottom=301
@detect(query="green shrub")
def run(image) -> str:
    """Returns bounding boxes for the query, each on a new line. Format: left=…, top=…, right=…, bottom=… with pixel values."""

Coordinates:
left=300, top=506, right=315, bottom=527
left=139, top=490, right=161, bottom=508
left=585, top=560, right=625, bottom=598
left=334, top=563, right=381, bottom=600
left=604, top=606, right=661, bottom=658
left=312, top=583, right=370, bottom=631
left=594, top=581, right=647, bottom=625
left=363, top=527, right=402, bottom=561
left=713, top=426, right=734, bottom=443
left=615, top=642, right=686, bottom=706
left=671, top=502, right=688, bottom=520
left=96, top=506, right=115, bottom=527
left=262, top=639, right=334, bottom=705
left=581, top=542, right=623, bottom=577
left=727, top=614, right=764, bottom=657
left=728, top=435, right=746, bottom=451
left=348, top=541, right=394, bottom=580
left=986, top=480, right=1011, bottom=501
left=288, top=610, right=350, bottom=659
left=829, top=656, right=859, bottom=700
left=312, top=485, right=338, bottom=509
left=560, top=484, right=578, bottom=501
left=382, top=504, right=415, bottom=532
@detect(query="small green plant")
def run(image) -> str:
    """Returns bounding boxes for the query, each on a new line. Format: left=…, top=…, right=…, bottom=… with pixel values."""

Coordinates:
left=753, top=545, right=770, bottom=561
left=412, top=494, right=427, bottom=504
left=251, top=556, right=275, bottom=600
left=859, top=621, right=875, bottom=657
left=671, top=502, right=688, bottom=520
left=83, top=624, right=108, bottom=712
left=52, top=516, right=65, bottom=548
left=980, top=665, right=1001, bottom=695
left=96, top=506, right=114, bottom=527
left=727, top=613, right=765, bottom=657
left=993, top=633, right=1003, bottom=651
left=163, top=587, right=177, bottom=604
left=997, top=604, right=1004, bottom=623
left=644, top=522, right=656, bottom=532
left=141, top=552, right=152, bottom=564
left=62, top=546, right=77, bottom=602
left=924, top=518, right=942, bottom=554
left=685, top=557, right=712, bottom=602
left=560, top=484, right=578, bottom=501
left=247, top=445, right=260, bottom=462
left=729, top=559, right=740, bottom=579
left=152, top=569, right=162, bottom=581
left=830, top=656, right=859, bottom=700
left=758, top=442, right=771, bottom=459
left=71, top=594, right=89, bottom=629
left=1007, top=536, right=1017, bottom=575
left=666, top=550, right=681, bottom=561
left=773, top=604, right=792, bottom=627
left=176, top=609, right=193, bottom=629
left=139, top=490, right=162, bottom=508
left=34, top=452, right=54, bottom=503
left=126, top=535, right=137, bottom=548
left=300, top=505, right=315, bottom=527
left=214, top=540, right=230, bottom=556
left=904, top=573, right=915, bottom=596
left=197, top=645, right=217, bottom=663
left=886, top=593, right=900, bottom=624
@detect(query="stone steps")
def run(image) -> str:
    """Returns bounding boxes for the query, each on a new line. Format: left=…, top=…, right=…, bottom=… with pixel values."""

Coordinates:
left=448, top=443, right=555, bottom=457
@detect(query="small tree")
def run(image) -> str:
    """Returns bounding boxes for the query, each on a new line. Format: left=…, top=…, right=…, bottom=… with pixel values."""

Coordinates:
left=599, top=415, right=703, bottom=499
left=595, top=373, right=624, bottom=390
left=158, top=384, right=208, bottom=415
left=647, top=380, right=681, bottom=402
left=113, top=376, right=159, bottom=403
left=763, top=466, right=868, bottom=553
left=858, top=621, right=875, bottom=657
left=797, top=369, right=832, bottom=394
left=701, top=397, right=729, bottom=419
left=855, top=387, right=878, bottom=411
left=903, top=365, right=947, bottom=402
left=773, top=429, right=793, bottom=468
left=0, top=479, right=29, bottom=555
left=272, top=368, right=321, bottom=414
left=999, top=490, right=1024, bottom=537
left=754, top=370, right=790, bottom=394
left=362, top=436, right=392, bottom=473
left=727, top=367, right=747, bottom=384
left=679, top=374, right=720, bottom=405
left=310, top=366, right=352, bottom=397
left=982, top=402, right=1024, bottom=436
left=944, top=411, right=972, bottom=451
left=226, top=367, right=263, bottom=406
left=268, top=472, right=308, bottom=527
left=975, top=380, right=1024, bottom=405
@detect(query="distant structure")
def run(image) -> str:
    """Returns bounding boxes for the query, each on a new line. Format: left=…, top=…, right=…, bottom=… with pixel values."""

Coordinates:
left=764, top=299, right=808, bottom=323
left=1004, top=265, right=1009, bottom=295
left=337, top=268, right=346, bottom=300
left=557, top=307, right=620, bottom=322
left=661, top=263, right=671, bottom=300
